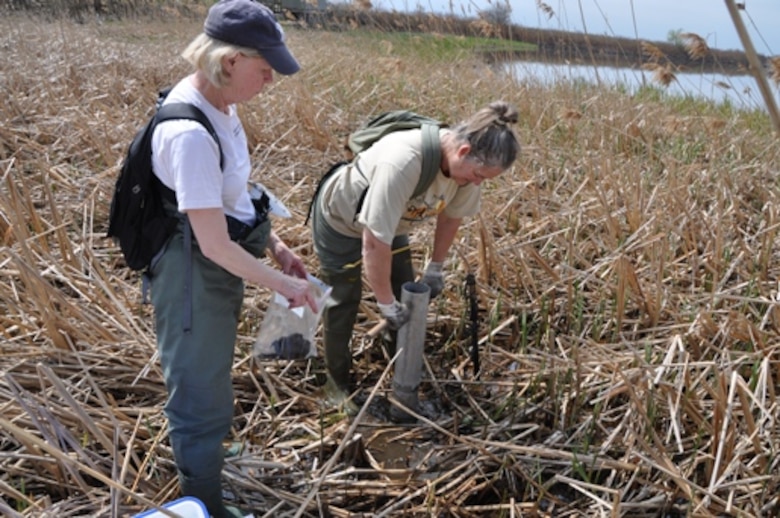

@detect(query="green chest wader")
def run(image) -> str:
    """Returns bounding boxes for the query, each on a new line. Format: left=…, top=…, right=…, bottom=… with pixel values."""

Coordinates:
left=148, top=213, right=270, bottom=516
left=311, top=186, right=414, bottom=391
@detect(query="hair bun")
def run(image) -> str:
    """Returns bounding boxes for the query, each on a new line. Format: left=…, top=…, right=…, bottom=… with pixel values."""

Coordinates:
left=498, top=112, right=518, bottom=125
left=489, top=101, right=519, bottom=126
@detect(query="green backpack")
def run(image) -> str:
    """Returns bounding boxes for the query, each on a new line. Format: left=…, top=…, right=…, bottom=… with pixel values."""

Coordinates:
left=347, top=110, right=443, bottom=199
left=307, top=110, right=445, bottom=225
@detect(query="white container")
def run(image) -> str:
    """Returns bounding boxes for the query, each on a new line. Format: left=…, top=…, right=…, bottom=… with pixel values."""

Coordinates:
left=134, top=496, right=208, bottom=518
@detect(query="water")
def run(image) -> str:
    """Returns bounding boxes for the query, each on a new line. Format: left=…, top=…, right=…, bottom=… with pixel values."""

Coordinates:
left=506, top=60, right=780, bottom=112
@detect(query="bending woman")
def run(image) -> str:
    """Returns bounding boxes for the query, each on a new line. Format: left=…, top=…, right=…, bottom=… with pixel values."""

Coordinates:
left=310, top=101, right=520, bottom=413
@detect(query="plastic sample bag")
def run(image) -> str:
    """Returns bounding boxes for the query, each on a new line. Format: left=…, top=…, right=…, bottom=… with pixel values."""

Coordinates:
left=254, top=274, right=331, bottom=360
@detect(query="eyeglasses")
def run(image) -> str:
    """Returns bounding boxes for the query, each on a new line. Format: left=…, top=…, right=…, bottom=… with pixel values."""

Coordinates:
left=468, top=155, right=485, bottom=166
left=465, top=156, right=487, bottom=183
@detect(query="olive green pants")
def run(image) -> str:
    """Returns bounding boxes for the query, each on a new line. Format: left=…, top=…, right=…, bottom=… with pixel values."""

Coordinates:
left=311, top=200, right=413, bottom=389
left=149, top=218, right=270, bottom=515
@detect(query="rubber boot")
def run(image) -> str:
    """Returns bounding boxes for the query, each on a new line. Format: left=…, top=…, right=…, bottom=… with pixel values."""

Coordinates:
left=322, top=325, right=353, bottom=393
left=318, top=267, right=361, bottom=415
left=180, top=474, right=244, bottom=518
left=319, top=268, right=362, bottom=390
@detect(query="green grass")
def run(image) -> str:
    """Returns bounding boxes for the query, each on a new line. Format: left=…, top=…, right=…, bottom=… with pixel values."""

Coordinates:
left=337, top=29, right=535, bottom=62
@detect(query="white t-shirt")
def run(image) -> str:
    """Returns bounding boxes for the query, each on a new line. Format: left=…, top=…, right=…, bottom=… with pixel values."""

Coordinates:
left=319, top=128, right=480, bottom=244
left=151, top=77, right=256, bottom=225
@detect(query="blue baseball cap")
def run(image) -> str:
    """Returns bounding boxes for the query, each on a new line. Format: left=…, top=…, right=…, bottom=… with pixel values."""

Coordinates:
left=204, top=0, right=300, bottom=75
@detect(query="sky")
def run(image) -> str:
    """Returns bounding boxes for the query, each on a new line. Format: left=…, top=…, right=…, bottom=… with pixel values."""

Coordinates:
left=368, top=0, right=779, bottom=54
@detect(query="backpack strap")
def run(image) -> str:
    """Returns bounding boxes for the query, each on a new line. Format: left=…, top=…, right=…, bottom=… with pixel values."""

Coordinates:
left=144, top=102, right=224, bottom=334
left=414, top=122, right=441, bottom=198
left=351, top=123, right=441, bottom=221
left=155, top=103, right=225, bottom=169
left=149, top=103, right=225, bottom=209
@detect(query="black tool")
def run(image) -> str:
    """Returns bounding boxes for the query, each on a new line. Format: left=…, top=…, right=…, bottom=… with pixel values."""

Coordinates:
left=466, top=273, right=480, bottom=377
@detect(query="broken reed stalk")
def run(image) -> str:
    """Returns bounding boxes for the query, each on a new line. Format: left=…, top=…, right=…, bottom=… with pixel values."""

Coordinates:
left=292, top=356, right=397, bottom=518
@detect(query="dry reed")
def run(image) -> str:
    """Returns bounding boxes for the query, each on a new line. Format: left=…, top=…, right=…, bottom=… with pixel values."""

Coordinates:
left=536, top=1, right=554, bottom=20
left=640, top=41, right=666, bottom=63
left=769, top=56, right=780, bottom=87
left=680, top=32, right=710, bottom=60
left=1, top=8, right=779, bottom=518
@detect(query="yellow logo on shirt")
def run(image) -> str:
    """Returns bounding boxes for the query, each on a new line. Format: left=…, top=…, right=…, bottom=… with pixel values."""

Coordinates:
left=402, top=197, right=446, bottom=221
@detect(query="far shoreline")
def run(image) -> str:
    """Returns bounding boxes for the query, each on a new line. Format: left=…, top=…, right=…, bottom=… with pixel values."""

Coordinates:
left=319, top=8, right=770, bottom=78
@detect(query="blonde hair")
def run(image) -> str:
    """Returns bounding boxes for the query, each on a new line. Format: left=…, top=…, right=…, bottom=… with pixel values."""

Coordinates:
left=181, top=33, right=261, bottom=87
left=451, top=101, right=520, bottom=169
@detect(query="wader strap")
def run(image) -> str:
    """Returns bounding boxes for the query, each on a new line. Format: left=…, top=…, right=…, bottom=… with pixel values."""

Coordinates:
left=144, top=209, right=255, bottom=333
left=306, top=161, right=348, bottom=226
left=182, top=217, right=193, bottom=333
left=141, top=273, right=152, bottom=305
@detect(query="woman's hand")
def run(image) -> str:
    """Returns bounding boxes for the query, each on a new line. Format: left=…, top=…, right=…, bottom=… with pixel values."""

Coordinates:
left=266, top=232, right=315, bottom=311
left=279, top=274, right=318, bottom=313
left=268, top=232, right=307, bottom=278
left=188, top=211, right=312, bottom=306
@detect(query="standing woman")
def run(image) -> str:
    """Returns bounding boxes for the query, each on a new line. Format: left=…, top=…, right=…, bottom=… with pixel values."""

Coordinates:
left=310, top=102, right=520, bottom=408
left=148, top=1, right=316, bottom=516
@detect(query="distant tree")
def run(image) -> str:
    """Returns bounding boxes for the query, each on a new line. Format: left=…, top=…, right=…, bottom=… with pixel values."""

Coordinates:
left=478, top=3, right=511, bottom=25
left=667, top=28, right=685, bottom=47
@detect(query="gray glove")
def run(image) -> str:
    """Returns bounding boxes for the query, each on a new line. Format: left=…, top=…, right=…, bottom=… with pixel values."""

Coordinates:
left=377, top=299, right=411, bottom=330
left=420, top=261, right=444, bottom=299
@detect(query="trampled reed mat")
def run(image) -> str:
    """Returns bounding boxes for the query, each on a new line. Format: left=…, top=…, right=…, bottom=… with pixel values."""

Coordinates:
left=1, top=6, right=778, bottom=518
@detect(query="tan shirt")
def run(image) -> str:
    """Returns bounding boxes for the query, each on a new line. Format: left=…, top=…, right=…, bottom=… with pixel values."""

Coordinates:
left=319, top=128, right=480, bottom=244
